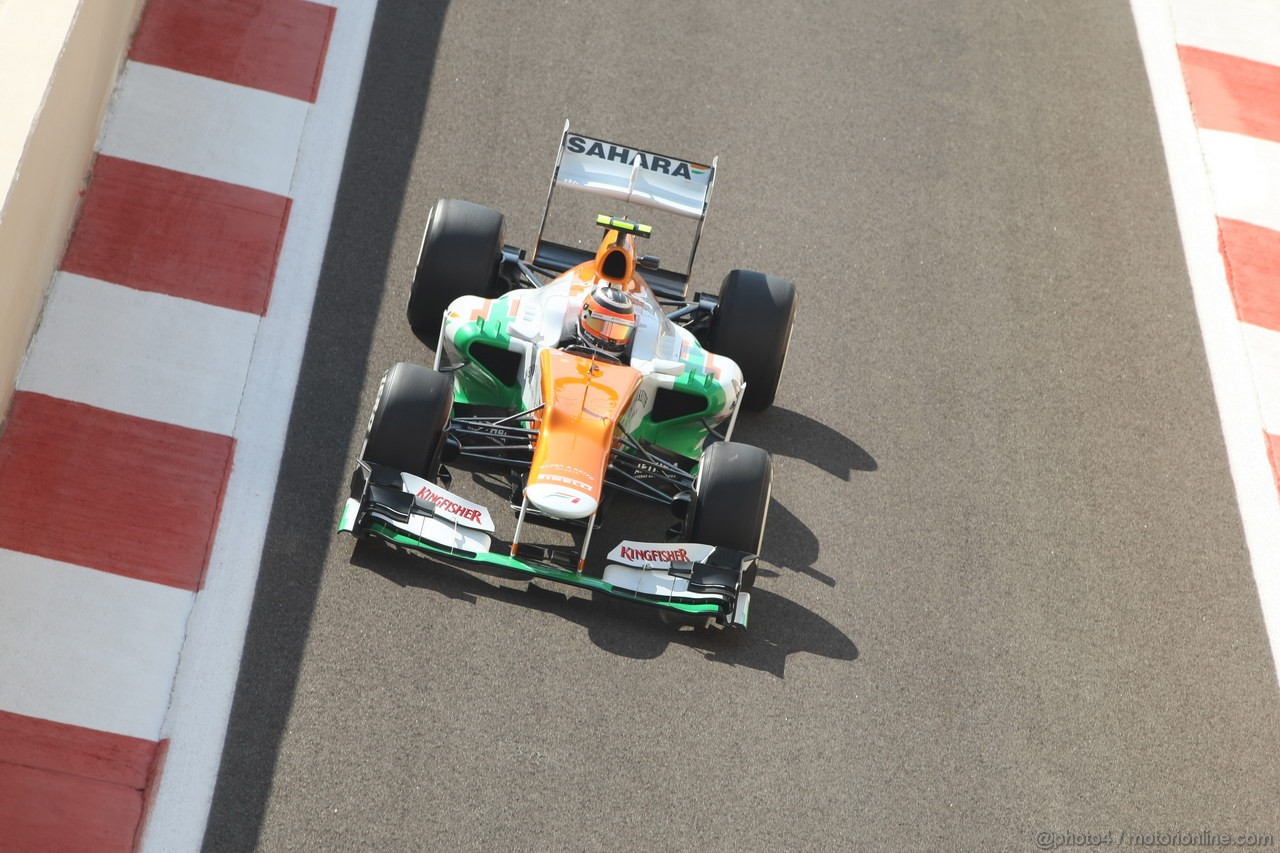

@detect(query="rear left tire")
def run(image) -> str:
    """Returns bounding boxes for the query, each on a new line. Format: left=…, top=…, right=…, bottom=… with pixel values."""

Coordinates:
left=710, top=270, right=797, bottom=411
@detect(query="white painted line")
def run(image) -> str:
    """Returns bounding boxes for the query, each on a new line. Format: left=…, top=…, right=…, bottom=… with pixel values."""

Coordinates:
left=1199, top=130, right=1280, bottom=233
left=16, top=273, right=258, bottom=435
left=0, top=551, right=194, bottom=742
left=98, top=62, right=309, bottom=197
left=1132, top=0, right=1280, bottom=680
left=1168, top=0, right=1280, bottom=68
left=1241, top=322, right=1280, bottom=436
left=138, top=1, right=381, bottom=849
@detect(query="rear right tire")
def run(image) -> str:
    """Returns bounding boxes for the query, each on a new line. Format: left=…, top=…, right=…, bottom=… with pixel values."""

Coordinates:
left=407, top=199, right=506, bottom=342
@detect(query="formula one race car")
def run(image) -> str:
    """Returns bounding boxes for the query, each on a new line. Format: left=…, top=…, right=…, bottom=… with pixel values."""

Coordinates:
left=339, top=123, right=797, bottom=628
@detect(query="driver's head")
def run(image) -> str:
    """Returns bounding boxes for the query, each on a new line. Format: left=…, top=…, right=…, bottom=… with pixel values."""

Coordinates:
left=577, top=284, right=636, bottom=354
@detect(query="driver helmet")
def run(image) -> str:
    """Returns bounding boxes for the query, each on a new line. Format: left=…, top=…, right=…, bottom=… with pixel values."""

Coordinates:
left=577, top=284, right=636, bottom=354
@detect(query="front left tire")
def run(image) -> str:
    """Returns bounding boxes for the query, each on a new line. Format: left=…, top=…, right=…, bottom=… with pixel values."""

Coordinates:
left=686, top=440, right=772, bottom=589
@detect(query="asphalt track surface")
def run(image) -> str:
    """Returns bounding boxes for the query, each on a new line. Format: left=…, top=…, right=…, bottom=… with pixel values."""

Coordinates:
left=205, top=2, right=1280, bottom=850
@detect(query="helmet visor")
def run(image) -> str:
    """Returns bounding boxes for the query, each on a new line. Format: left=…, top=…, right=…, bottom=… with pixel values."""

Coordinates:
left=581, top=308, right=635, bottom=346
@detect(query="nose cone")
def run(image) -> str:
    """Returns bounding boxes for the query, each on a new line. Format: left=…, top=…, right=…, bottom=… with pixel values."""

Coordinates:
left=525, top=483, right=598, bottom=519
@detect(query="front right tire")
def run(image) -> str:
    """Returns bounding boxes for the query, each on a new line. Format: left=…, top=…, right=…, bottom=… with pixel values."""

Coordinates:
left=361, top=362, right=453, bottom=480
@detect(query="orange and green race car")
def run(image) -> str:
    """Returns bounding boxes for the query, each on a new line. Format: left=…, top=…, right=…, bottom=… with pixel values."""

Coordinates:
left=339, top=123, right=797, bottom=629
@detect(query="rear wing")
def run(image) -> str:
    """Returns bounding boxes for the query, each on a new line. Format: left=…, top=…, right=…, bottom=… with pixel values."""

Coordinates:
left=532, top=121, right=717, bottom=300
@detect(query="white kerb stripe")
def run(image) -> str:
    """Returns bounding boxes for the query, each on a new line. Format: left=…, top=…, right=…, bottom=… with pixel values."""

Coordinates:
left=1198, top=130, right=1280, bottom=234
left=1168, top=0, right=1280, bottom=69
left=17, top=273, right=259, bottom=435
left=98, top=61, right=309, bottom=197
left=0, top=551, right=194, bottom=741
left=1241, top=322, right=1280, bottom=436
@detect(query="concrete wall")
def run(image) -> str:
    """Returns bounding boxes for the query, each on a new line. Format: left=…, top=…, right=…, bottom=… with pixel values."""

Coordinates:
left=0, top=0, right=147, bottom=423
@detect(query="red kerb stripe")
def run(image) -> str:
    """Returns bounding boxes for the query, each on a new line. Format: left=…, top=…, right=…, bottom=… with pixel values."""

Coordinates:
left=0, top=712, right=159, bottom=853
left=1218, top=217, right=1280, bottom=333
left=1268, top=433, right=1280, bottom=499
left=0, top=393, right=234, bottom=591
left=130, top=0, right=335, bottom=102
left=61, top=155, right=289, bottom=316
left=0, top=710, right=155, bottom=789
left=1179, top=45, right=1280, bottom=145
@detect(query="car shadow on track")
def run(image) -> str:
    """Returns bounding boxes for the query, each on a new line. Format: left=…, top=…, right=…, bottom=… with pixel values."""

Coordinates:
left=733, top=405, right=877, bottom=482
left=734, top=406, right=877, bottom=588
left=758, top=498, right=833, bottom=586
left=351, top=539, right=858, bottom=680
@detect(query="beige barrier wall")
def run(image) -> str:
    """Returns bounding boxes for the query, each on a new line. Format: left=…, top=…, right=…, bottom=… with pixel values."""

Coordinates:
left=0, top=0, right=147, bottom=423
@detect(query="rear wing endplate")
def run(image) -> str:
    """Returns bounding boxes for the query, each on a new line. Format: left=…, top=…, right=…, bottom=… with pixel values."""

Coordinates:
left=532, top=121, right=717, bottom=298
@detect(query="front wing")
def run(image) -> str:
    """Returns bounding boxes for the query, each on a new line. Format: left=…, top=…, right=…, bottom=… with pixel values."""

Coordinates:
left=338, top=463, right=753, bottom=627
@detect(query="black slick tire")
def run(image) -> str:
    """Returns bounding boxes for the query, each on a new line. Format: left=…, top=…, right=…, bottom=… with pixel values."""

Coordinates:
left=710, top=269, right=797, bottom=411
left=361, top=362, right=453, bottom=480
left=408, top=199, right=506, bottom=342
left=688, top=441, right=772, bottom=590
